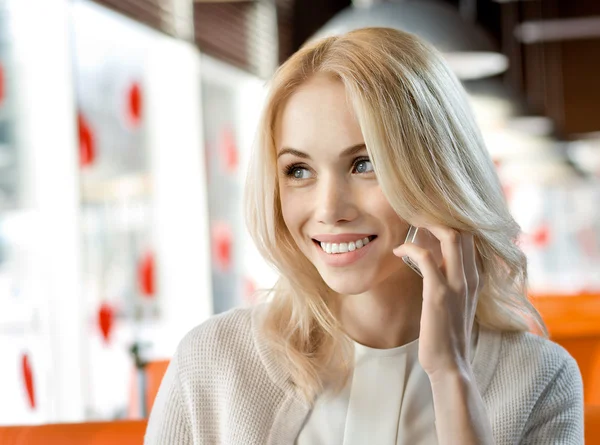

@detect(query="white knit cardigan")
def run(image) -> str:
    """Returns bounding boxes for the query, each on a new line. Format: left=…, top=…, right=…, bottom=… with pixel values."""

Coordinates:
left=145, top=305, right=584, bottom=444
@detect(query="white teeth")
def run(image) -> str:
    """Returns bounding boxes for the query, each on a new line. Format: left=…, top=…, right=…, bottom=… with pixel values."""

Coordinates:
left=321, top=242, right=333, bottom=254
left=318, top=237, right=374, bottom=255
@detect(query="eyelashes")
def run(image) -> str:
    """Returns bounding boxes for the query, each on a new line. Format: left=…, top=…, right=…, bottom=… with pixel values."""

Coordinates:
left=283, top=163, right=305, bottom=177
left=282, top=156, right=373, bottom=180
left=352, top=157, right=373, bottom=174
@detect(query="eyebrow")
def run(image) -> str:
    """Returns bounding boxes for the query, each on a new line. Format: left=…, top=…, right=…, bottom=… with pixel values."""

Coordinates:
left=277, top=143, right=367, bottom=160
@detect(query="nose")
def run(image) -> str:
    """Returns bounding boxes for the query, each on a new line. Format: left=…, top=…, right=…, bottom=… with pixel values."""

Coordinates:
left=314, top=174, right=359, bottom=225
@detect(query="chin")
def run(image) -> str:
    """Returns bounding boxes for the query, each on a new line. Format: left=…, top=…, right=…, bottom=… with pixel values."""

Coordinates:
left=319, top=270, right=374, bottom=295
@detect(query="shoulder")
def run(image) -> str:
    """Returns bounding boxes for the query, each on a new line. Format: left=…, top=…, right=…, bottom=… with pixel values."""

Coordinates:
left=176, top=307, right=253, bottom=371
left=498, top=330, right=580, bottom=384
left=480, top=327, right=582, bottom=413
left=494, top=332, right=583, bottom=441
left=172, top=303, right=297, bottom=400
left=180, top=305, right=254, bottom=349
left=173, top=305, right=261, bottom=380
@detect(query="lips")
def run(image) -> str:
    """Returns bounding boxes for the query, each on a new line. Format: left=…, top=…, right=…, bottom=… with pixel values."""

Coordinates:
left=312, top=233, right=376, bottom=243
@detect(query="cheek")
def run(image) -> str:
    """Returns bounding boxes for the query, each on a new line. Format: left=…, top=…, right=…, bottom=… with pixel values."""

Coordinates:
left=365, top=189, right=409, bottom=239
left=361, top=188, right=395, bottom=219
left=279, top=187, right=305, bottom=235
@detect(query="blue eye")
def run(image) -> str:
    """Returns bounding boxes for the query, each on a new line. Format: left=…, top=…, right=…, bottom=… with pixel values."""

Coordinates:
left=285, top=165, right=313, bottom=179
left=353, top=158, right=374, bottom=174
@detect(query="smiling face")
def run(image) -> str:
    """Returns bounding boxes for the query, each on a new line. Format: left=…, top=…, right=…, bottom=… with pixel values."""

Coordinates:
left=276, top=74, right=414, bottom=296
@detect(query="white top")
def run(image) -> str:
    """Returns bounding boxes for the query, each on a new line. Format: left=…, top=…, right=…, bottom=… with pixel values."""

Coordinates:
left=296, top=329, right=480, bottom=445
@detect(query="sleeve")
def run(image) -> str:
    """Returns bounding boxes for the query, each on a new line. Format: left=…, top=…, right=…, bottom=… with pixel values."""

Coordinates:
left=521, top=354, right=584, bottom=444
left=144, top=351, right=192, bottom=445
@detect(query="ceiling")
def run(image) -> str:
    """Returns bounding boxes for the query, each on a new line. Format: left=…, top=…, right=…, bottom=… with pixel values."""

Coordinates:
left=286, top=0, right=600, bottom=139
left=92, top=0, right=600, bottom=139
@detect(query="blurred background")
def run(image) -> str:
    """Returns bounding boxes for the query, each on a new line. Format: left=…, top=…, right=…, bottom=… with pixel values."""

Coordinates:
left=0, top=0, right=599, bottom=429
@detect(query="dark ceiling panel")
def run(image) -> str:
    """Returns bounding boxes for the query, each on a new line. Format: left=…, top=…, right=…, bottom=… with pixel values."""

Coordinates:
left=188, top=0, right=600, bottom=136
left=291, top=0, right=351, bottom=52
left=92, top=0, right=172, bottom=36
left=276, top=0, right=295, bottom=64
left=194, top=2, right=252, bottom=70
left=560, top=38, right=600, bottom=136
left=194, top=1, right=278, bottom=77
left=500, top=0, right=600, bottom=137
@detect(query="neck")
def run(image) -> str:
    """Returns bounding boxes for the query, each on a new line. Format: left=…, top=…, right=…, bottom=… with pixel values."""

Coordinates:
left=332, top=269, right=423, bottom=349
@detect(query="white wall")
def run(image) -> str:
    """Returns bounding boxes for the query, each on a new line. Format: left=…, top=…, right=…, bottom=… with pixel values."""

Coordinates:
left=145, top=34, right=214, bottom=358
left=0, top=0, right=215, bottom=423
left=2, top=0, right=85, bottom=424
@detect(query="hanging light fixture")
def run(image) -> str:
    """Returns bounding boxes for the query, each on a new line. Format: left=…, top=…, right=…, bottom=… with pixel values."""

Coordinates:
left=311, top=0, right=509, bottom=80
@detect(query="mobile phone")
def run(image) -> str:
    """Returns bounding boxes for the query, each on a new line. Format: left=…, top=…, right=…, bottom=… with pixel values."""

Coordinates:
left=402, top=225, right=444, bottom=277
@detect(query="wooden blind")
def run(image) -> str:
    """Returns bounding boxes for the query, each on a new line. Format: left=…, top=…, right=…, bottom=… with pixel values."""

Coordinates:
left=194, top=1, right=278, bottom=78
left=92, top=0, right=193, bottom=39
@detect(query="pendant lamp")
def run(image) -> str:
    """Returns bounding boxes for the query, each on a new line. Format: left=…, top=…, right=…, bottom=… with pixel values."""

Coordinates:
left=312, top=0, right=508, bottom=80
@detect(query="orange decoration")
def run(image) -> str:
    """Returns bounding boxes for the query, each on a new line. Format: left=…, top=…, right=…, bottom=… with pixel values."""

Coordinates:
left=219, top=127, right=238, bottom=173
left=126, top=82, right=142, bottom=128
left=211, top=222, right=233, bottom=272
left=98, top=302, right=115, bottom=343
left=531, top=225, right=551, bottom=247
left=20, top=353, right=36, bottom=409
left=519, top=224, right=551, bottom=249
left=138, top=251, right=155, bottom=298
left=78, top=112, right=96, bottom=167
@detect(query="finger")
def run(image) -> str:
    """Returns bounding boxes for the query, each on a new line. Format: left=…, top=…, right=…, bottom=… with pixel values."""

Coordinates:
left=393, top=242, right=445, bottom=285
left=424, top=225, right=466, bottom=295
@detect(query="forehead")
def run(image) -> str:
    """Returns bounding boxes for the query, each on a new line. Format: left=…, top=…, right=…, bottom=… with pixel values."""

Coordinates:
left=276, top=74, right=364, bottom=152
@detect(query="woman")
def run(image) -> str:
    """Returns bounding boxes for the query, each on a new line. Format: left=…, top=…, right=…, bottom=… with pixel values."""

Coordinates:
left=145, top=28, right=583, bottom=444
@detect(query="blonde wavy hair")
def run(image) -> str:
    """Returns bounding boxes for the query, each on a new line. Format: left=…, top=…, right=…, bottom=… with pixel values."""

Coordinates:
left=244, top=27, right=546, bottom=402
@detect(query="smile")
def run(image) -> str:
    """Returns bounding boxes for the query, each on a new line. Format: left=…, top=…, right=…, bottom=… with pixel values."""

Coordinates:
left=311, top=234, right=377, bottom=267
left=315, top=235, right=377, bottom=254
